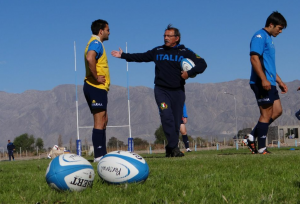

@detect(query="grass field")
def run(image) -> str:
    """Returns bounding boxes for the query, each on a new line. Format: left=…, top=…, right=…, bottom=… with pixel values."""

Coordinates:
left=1, top=147, right=300, bottom=204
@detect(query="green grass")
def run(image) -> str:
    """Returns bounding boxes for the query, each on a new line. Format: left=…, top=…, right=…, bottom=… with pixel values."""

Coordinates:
left=1, top=147, right=300, bottom=204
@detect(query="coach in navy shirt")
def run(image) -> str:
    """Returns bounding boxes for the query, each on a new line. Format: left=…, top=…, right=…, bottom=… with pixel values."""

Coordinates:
left=111, top=24, right=207, bottom=157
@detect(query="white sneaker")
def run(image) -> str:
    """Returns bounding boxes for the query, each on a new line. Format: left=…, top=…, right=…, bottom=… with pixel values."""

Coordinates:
left=94, top=156, right=103, bottom=163
left=186, top=148, right=192, bottom=152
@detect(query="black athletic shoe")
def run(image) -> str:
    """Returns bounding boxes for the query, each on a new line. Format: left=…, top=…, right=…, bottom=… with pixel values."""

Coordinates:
left=165, top=146, right=172, bottom=157
left=171, top=147, right=184, bottom=157
left=247, top=141, right=258, bottom=154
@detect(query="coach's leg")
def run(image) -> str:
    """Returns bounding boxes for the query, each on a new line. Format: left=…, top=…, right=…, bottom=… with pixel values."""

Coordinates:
left=92, top=109, right=108, bottom=158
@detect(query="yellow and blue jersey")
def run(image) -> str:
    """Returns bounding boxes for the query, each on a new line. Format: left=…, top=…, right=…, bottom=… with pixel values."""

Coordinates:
left=84, top=35, right=110, bottom=91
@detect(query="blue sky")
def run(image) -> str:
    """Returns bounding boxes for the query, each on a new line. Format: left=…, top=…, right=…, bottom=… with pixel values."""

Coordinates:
left=0, top=0, right=299, bottom=93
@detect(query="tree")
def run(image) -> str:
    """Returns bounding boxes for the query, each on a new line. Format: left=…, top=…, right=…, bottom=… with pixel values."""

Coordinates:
left=196, top=136, right=206, bottom=146
left=14, top=133, right=35, bottom=152
left=107, top=137, right=124, bottom=148
left=35, top=137, right=44, bottom=151
left=133, top=137, right=148, bottom=146
left=154, top=125, right=166, bottom=144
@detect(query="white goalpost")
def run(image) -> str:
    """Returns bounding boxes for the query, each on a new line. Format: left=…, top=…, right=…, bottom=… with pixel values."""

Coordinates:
left=74, top=42, right=133, bottom=156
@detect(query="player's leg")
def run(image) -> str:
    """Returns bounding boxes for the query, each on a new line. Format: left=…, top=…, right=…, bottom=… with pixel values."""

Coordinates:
left=256, top=103, right=273, bottom=153
left=256, top=86, right=279, bottom=154
left=92, top=109, right=108, bottom=160
left=271, top=99, right=282, bottom=121
left=83, top=82, right=108, bottom=162
left=180, top=124, right=191, bottom=151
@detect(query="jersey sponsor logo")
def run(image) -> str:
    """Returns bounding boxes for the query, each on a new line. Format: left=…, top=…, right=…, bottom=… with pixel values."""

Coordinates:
left=160, top=102, right=168, bottom=110
left=257, top=97, right=270, bottom=102
left=255, top=34, right=262, bottom=38
left=91, top=100, right=103, bottom=107
left=156, top=54, right=184, bottom=62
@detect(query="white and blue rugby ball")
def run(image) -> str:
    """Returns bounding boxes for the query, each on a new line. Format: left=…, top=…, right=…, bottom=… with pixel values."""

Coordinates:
left=97, top=151, right=149, bottom=184
left=180, top=58, right=196, bottom=78
left=45, top=154, right=95, bottom=191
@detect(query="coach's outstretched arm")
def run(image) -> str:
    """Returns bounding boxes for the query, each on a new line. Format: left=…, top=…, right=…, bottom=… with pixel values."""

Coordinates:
left=111, top=48, right=123, bottom=58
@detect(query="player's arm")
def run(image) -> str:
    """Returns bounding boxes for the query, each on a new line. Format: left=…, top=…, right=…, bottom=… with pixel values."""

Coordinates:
left=276, top=73, right=288, bottom=94
left=250, top=54, right=271, bottom=90
left=86, top=50, right=105, bottom=85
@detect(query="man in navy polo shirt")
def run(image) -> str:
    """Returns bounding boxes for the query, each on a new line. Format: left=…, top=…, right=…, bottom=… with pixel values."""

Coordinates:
left=247, top=11, right=288, bottom=154
left=111, top=24, right=207, bottom=157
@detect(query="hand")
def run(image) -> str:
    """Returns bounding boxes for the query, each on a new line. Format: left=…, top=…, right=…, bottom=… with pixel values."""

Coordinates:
left=97, top=75, right=106, bottom=85
left=261, top=79, right=271, bottom=91
left=181, top=71, right=189, bottom=80
left=111, top=47, right=123, bottom=58
left=297, top=87, right=300, bottom=91
left=278, top=81, right=288, bottom=94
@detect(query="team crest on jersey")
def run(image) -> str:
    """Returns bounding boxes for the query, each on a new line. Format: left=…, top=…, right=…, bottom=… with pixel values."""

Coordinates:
left=92, top=100, right=96, bottom=104
left=160, top=102, right=168, bottom=110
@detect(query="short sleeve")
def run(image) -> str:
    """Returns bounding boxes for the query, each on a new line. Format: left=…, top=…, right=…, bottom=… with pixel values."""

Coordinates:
left=87, top=40, right=103, bottom=60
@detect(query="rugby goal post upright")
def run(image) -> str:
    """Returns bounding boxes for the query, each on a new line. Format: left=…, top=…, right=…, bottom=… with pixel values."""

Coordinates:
left=126, top=42, right=134, bottom=152
left=74, top=41, right=82, bottom=156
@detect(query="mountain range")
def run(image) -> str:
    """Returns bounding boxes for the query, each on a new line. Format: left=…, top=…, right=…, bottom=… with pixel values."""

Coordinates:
left=1, top=79, right=300, bottom=149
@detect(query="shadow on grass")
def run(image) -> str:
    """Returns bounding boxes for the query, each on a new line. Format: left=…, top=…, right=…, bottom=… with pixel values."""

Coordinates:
left=217, top=153, right=252, bottom=155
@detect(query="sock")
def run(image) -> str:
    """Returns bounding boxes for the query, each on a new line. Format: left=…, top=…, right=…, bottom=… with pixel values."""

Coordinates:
left=250, top=118, right=273, bottom=139
left=182, top=135, right=189, bottom=149
left=92, top=128, right=107, bottom=158
left=256, top=121, right=269, bottom=150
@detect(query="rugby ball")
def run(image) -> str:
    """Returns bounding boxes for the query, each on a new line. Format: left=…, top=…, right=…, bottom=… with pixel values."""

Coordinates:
left=97, top=151, right=149, bottom=184
left=180, top=58, right=196, bottom=78
left=45, top=154, right=95, bottom=191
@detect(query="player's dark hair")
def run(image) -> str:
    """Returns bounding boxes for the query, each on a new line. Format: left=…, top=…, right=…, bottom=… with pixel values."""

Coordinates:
left=91, top=19, right=108, bottom=35
left=166, top=24, right=181, bottom=44
left=265, top=11, right=287, bottom=28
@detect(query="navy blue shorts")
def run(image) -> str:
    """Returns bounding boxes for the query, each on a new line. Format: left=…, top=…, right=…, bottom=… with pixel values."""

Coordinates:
left=250, top=84, right=279, bottom=106
left=83, top=81, right=107, bottom=113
